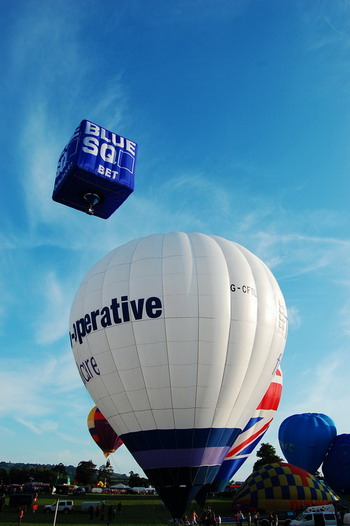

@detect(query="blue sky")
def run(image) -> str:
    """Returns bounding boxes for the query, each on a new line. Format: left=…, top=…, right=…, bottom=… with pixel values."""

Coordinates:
left=1, top=0, right=350, bottom=482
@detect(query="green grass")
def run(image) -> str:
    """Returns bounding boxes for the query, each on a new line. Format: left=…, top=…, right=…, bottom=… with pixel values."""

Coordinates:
left=0, top=494, right=235, bottom=525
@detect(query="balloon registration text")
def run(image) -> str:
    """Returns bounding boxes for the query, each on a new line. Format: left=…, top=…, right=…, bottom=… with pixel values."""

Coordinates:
left=230, top=283, right=257, bottom=296
left=70, top=295, right=163, bottom=346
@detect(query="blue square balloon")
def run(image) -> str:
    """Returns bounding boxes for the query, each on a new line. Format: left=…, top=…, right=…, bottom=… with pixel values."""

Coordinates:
left=52, top=120, right=137, bottom=219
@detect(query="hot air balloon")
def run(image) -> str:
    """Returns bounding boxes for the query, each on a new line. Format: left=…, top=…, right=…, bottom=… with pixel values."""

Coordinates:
left=211, top=367, right=283, bottom=493
left=322, top=434, right=350, bottom=494
left=233, top=462, right=339, bottom=511
left=70, top=232, right=288, bottom=517
left=278, top=413, right=336, bottom=474
left=52, top=120, right=137, bottom=218
left=88, top=406, right=123, bottom=457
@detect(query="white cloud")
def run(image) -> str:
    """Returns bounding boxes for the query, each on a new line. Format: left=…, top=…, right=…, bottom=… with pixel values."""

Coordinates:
left=277, top=349, right=350, bottom=431
left=0, top=425, right=15, bottom=437
left=15, top=418, right=42, bottom=435
left=249, top=230, right=350, bottom=279
left=287, top=306, right=302, bottom=329
left=34, top=271, right=70, bottom=345
left=55, top=432, right=89, bottom=446
left=0, top=351, right=82, bottom=419
left=14, top=417, right=58, bottom=435
left=339, top=300, right=350, bottom=335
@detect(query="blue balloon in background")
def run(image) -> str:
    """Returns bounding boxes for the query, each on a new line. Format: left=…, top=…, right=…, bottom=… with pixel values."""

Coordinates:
left=323, top=434, right=350, bottom=494
left=278, top=413, right=336, bottom=474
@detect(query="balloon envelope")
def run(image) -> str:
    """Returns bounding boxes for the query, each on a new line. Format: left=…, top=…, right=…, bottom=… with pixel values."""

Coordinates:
left=87, top=406, right=123, bottom=457
left=70, top=232, right=288, bottom=517
left=322, top=434, right=350, bottom=493
left=234, top=462, right=339, bottom=511
left=212, top=367, right=283, bottom=492
left=52, top=120, right=137, bottom=218
left=278, top=413, right=336, bottom=474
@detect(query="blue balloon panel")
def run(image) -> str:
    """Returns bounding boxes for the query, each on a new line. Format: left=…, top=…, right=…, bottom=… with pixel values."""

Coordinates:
left=323, top=434, right=350, bottom=493
left=121, top=426, right=240, bottom=517
left=52, top=120, right=137, bottom=219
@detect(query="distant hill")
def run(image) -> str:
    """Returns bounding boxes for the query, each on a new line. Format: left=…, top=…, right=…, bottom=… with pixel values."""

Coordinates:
left=0, top=461, right=76, bottom=478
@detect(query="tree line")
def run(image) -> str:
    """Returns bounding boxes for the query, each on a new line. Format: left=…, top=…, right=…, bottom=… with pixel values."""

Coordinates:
left=0, top=461, right=149, bottom=488
left=0, top=443, right=286, bottom=488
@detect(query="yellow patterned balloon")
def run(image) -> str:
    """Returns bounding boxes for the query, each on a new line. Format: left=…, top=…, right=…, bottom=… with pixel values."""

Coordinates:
left=234, top=462, right=339, bottom=511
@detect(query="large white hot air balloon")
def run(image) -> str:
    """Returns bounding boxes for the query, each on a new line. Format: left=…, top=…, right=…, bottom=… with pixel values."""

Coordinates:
left=70, top=232, right=287, bottom=517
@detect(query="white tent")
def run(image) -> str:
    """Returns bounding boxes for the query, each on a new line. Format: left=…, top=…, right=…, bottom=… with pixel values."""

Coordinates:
left=131, top=487, right=156, bottom=493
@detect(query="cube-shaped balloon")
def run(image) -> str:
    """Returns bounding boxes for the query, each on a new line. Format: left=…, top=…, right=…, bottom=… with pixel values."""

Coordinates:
left=52, top=120, right=137, bottom=219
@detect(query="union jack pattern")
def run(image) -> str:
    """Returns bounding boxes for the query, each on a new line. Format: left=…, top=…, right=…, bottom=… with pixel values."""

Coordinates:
left=212, top=368, right=283, bottom=491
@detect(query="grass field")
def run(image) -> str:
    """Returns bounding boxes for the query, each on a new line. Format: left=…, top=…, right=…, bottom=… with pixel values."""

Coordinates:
left=0, top=493, right=235, bottom=526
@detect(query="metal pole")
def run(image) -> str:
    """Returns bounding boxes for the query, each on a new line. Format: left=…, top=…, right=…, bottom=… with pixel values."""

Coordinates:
left=53, top=499, right=59, bottom=526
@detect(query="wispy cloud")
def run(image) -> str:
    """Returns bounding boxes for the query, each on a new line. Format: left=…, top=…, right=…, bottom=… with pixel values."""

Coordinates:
left=301, top=2, right=350, bottom=98
left=339, top=301, right=350, bottom=335
left=251, top=230, right=350, bottom=276
left=0, top=351, right=82, bottom=419
left=15, top=418, right=41, bottom=435
left=276, top=349, right=350, bottom=429
left=15, top=418, right=58, bottom=435
left=287, top=306, right=302, bottom=330
left=56, top=432, right=89, bottom=446
left=324, top=16, right=349, bottom=41
left=34, top=271, right=70, bottom=345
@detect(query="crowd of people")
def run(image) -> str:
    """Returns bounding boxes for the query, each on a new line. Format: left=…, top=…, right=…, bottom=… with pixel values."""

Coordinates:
left=88, top=501, right=122, bottom=524
left=233, top=510, right=280, bottom=526
left=173, top=507, right=222, bottom=526
left=173, top=509, right=281, bottom=526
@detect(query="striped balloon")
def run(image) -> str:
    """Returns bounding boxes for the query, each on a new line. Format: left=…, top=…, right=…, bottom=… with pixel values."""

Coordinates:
left=88, top=406, right=123, bottom=457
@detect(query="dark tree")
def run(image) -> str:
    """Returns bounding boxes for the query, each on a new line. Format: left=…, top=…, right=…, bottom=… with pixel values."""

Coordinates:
left=128, top=471, right=149, bottom=488
left=98, top=464, right=115, bottom=485
left=0, top=468, right=9, bottom=485
left=53, top=463, right=70, bottom=485
left=54, top=463, right=67, bottom=476
left=8, top=466, right=30, bottom=484
left=253, top=442, right=283, bottom=471
left=75, top=460, right=97, bottom=485
left=28, top=466, right=54, bottom=483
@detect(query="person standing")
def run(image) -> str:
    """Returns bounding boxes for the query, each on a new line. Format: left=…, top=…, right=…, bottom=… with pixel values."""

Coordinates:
left=107, top=505, right=113, bottom=525
left=236, top=511, right=244, bottom=526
